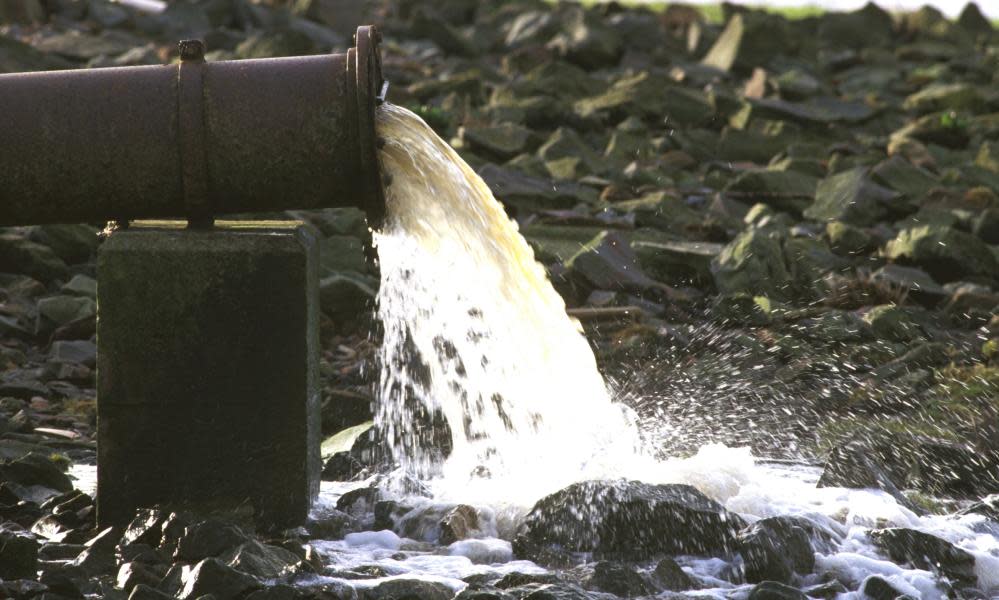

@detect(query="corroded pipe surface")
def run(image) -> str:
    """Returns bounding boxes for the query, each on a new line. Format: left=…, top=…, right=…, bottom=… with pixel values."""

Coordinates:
left=0, top=25, right=385, bottom=227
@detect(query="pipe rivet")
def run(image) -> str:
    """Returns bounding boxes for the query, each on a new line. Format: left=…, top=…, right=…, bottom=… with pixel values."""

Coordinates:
left=376, top=137, right=386, bottom=149
left=179, top=39, right=206, bottom=62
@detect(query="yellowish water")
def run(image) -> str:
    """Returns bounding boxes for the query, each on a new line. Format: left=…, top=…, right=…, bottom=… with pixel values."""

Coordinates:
left=373, top=103, right=649, bottom=507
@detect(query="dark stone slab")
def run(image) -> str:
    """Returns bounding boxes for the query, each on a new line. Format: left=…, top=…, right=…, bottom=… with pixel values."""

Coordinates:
left=97, top=221, right=320, bottom=529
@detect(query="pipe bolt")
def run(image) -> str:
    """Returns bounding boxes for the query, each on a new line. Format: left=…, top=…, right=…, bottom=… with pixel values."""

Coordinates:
left=179, top=39, right=206, bottom=62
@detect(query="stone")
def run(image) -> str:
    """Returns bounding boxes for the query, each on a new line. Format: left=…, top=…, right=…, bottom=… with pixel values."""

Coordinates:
left=575, top=71, right=712, bottom=125
left=784, top=237, right=850, bottom=298
left=364, top=579, right=454, bottom=600
left=566, top=232, right=660, bottom=294
left=869, top=528, right=977, bottom=585
left=582, top=561, right=651, bottom=597
left=27, top=224, right=99, bottom=265
left=804, top=168, right=901, bottom=227
left=72, top=526, right=122, bottom=575
left=178, top=557, right=262, bottom=600
left=61, top=275, right=98, bottom=299
left=632, top=240, right=721, bottom=289
left=958, top=494, right=999, bottom=521
left=459, top=123, right=534, bottom=161
left=747, top=581, right=808, bottom=600
left=817, top=442, right=913, bottom=509
left=862, top=305, right=921, bottom=342
left=870, top=265, right=947, bottom=305
left=50, top=340, right=97, bottom=367
left=128, top=583, right=173, bottom=600
left=884, top=225, right=999, bottom=284
left=652, top=557, right=694, bottom=591
left=478, top=164, right=594, bottom=213
left=0, top=531, right=39, bottom=579
left=97, top=222, right=320, bottom=528
left=221, top=540, right=301, bottom=579
left=0, top=234, right=69, bottom=282
left=318, top=235, right=368, bottom=275
left=724, top=170, right=817, bottom=215
left=816, top=2, right=894, bottom=49
left=1, top=453, right=74, bottom=492
left=319, top=272, right=376, bottom=321
left=973, top=208, right=999, bottom=244
left=37, top=296, right=97, bottom=328
left=546, top=9, right=622, bottom=70
left=537, top=128, right=602, bottom=177
left=712, top=228, right=793, bottom=301
left=738, top=517, right=815, bottom=584
left=870, top=155, right=938, bottom=200
left=701, top=12, right=792, bottom=72
left=860, top=575, right=908, bottom=600
left=117, top=561, right=162, bottom=593
left=513, top=480, right=742, bottom=563
left=825, top=221, right=874, bottom=256
left=504, top=11, right=559, bottom=49
left=175, top=518, right=249, bottom=562
left=903, top=83, right=985, bottom=115
left=439, top=504, right=479, bottom=545
left=957, top=3, right=993, bottom=35
left=235, top=29, right=316, bottom=59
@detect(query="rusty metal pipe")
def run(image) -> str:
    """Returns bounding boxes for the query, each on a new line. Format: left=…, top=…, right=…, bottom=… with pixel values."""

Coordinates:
left=0, top=25, right=385, bottom=227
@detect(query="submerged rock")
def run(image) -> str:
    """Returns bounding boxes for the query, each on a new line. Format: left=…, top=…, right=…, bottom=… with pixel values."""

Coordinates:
left=737, top=516, right=815, bottom=584
left=513, top=480, right=742, bottom=563
left=869, top=527, right=977, bottom=585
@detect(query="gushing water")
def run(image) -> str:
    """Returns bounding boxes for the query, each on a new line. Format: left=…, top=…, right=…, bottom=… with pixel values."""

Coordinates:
left=373, top=104, right=653, bottom=507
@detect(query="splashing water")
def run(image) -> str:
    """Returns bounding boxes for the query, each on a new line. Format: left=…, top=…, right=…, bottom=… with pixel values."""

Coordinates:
left=373, top=104, right=656, bottom=507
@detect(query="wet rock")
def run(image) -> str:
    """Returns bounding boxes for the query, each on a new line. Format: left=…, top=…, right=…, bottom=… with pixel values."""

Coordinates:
left=817, top=442, right=914, bottom=510
left=50, top=340, right=97, bottom=367
left=804, top=168, right=902, bottom=227
left=738, top=516, right=815, bottom=584
left=903, top=83, right=986, bottom=115
left=319, top=235, right=368, bottom=275
left=507, top=582, right=597, bottom=600
left=177, top=557, right=262, bottom=600
left=870, top=155, right=938, bottom=201
left=884, top=225, right=999, bottom=284
left=37, top=296, right=97, bottom=328
left=363, top=578, right=454, bottom=600
left=547, top=9, right=622, bottom=70
left=566, top=232, right=661, bottom=294
left=582, top=561, right=651, bottom=597
left=701, top=12, right=793, bottom=72
left=319, top=273, right=377, bottom=320
left=723, top=170, right=817, bottom=215
left=575, top=71, right=712, bottom=125
left=632, top=240, right=721, bottom=289
left=459, top=123, right=534, bottom=161
left=870, top=527, right=976, bottom=585
left=747, top=581, right=808, bottom=600
left=538, top=128, right=602, bottom=178
left=1, top=453, right=74, bottom=493
left=652, top=557, right=694, bottom=591
left=174, top=518, right=249, bottom=562
left=860, top=574, right=909, bottom=600
left=0, top=530, right=39, bottom=579
left=220, top=540, right=301, bottom=579
left=495, top=572, right=561, bottom=588
left=72, top=526, right=122, bottom=575
left=825, top=221, right=875, bottom=256
left=455, top=586, right=517, bottom=600
left=117, top=561, right=162, bottom=593
left=61, top=275, right=98, bottom=299
left=27, top=225, right=98, bottom=265
left=128, top=583, right=173, bottom=600
left=478, top=164, right=594, bottom=213
left=712, top=228, right=792, bottom=301
left=439, top=504, right=478, bottom=545
left=0, top=234, right=69, bottom=282
left=972, top=208, right=999, bottom=244
left=321, top=451, right=365, bottom=481
left=862, top=305, right=922, bottom=342
left=869, top=264, right=947, bottom=306
left=959, top=495, right=999, bottom=521
left=513, top=480, right=742, bottom=563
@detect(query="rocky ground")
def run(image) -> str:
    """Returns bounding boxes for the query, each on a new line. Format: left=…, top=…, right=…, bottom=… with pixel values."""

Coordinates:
left=2, top=0, right=999, bottom=598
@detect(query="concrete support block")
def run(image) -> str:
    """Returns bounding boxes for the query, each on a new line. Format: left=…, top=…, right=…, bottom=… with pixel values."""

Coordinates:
left=97, top=221, right=320, bottom=528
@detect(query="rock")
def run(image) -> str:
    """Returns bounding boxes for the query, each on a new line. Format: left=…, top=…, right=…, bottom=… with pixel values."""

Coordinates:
left=0, top=234, right=69, bottom=282
left=575, top=71, right=713, bottom=125
left=884, top=225, right=999, bottom=284
left=319, top=273, right=376, bottom=320
left=318, top=235, right=368, bottom=275
left=50, top=340, right=97, bottom=367
left=455, top=586, right=517, bottom=600
left=72, top=526, right=122, bottom=575
left=504, top=11, right=559, bottom=49
left=547, top=9, right=622, bottom=70
left=973, top=208, right=999, bottom=244
left=860, top=575, right=909, bottom=600
left=439, top=504, right=478, bottom=545
left=459, top=123, right=534, bottom=161
left=804, top=168, right=902, bottom=227
left=61, top=274, right=98, bottom=299
left=738, top=517, right=815, bottom=584
left=958, top=495, right=999, bottom=521
left=37, top=296, right=97, bottom=327
left=128, top=584, right=173, bottom=600
left=117, top=561, right=162, bottom=593
left=120, top=508, right=167, bottom=548
left=712, top=228, right=793, bottom=301
left=513, top=480, right=741, bottom=563
left=582, top=561, right=651, bottom=597
left=0, top=530, right=39, bottom=579
left=364, top=579, right=454, bottom=600
left=862, top=305, right=922, bottom=342
left=817, top=442, right=914, bottom=510
left=903, top=83, right=986, bottom=115
left=783, top=237, right=850, bottom=298
left=816, top=2, right=894, bottom=49
left=869, top=527, right=976, bottom=585
left=220, top=540, right=301, bottom=579
left=235, top=29, right=316, bottom=59
left=701, top=12, right=792, bottom=72
left=723, top=170, right=818, bottom=215
left=566, top=232, right=660, bottom=294
left=478, top=164, right=594, bottom=213
left=869, top=264, right=947, bottom=306
left=174, top=518, right=249, bottom=562
left=870, top=156, right=938, bottom=200
left=652, top=557, right=694, bottom=591
left=747, top=581, right=808, bottom=600
left=957, top=3, right=994, bottom=35
left=27, top=224, right=98, bottom=264
left=632, top=240, right=721, bottom=289
left=177, top=557, right=262, bottom=600
left=321, top=451, right=365, bottom=481
left=1, top=453, right=74, bottom=492
left=537, top=128, right=602, bottom=178
left=825, top=221, right=874, bottom=256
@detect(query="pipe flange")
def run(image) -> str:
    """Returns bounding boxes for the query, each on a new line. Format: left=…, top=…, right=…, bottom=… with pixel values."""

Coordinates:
left=353, top=25, right=386, bottom=229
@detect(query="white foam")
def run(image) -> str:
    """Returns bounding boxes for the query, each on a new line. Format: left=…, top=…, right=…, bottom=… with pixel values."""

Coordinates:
left=344, top=530, right=403, bottom=551
left=448, top=538, right=514, bottom=565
